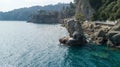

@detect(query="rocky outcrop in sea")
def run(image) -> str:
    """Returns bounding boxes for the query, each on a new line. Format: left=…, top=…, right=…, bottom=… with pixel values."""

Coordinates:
left=59, top=19, right=120, bottom=48
left=59, top=19, right=87, bottom=46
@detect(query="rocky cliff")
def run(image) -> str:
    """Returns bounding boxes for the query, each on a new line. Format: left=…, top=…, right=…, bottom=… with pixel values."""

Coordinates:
left=75, top=0, right=94, bottom=20
left=59, top=0, right=120, bottom=48
left=60, top=19, right=120, bottom=48
left=59, top=20, right=87, bottom=46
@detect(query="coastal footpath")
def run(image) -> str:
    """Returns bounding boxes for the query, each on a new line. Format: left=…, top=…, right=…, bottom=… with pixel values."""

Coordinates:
left=59, top=19, right=120, bottom=48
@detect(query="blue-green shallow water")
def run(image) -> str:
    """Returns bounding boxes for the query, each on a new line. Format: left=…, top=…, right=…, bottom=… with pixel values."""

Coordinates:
left=0, top=21, right=119, bottom=67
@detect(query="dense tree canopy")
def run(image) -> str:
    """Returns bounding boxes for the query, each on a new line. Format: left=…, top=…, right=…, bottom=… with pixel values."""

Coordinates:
left=60, top=2, right=76, bottom=19
left=29, top=10, right=59, bottom=23
left=89, top=0, right=120, bottom=21
left=74, top=0, right=120, bottom=21
left=0, top=4, right=68, bottom=21
left=29, top=3, right=75, bottom=23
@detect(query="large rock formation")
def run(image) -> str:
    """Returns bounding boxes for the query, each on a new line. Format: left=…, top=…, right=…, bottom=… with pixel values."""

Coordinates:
left=94, top=28, right=109, bottom=45
left=65, top=20, right=76, bottom=37
left=59, top=20, right=87, bottom=46
left=75, top=0, right=94, bottom=20
left=60, top=18, right=120, bottom=48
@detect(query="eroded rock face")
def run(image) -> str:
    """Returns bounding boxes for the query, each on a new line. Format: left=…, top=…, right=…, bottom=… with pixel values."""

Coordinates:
left=72, top=31, right=87, bottom=45
left=105, top=21, right=120, bottom=47
left=65, top=20, right=84, bottom=37
left=66, top=20, right=76, bottom=37
left=59, top=34, right=87, bottom=46
left=74, top=21, right=84, bottom=34
left=95, top=28, right=109, bottom=45
left=112, top=33, right=120, bottom=46
left=59, top=20, right=87, bottom=46
left=107, top=25, right=120, bottom=47
left=81, top=22, right=112, bottom=46
left=76, top=0, right=94, bottom=20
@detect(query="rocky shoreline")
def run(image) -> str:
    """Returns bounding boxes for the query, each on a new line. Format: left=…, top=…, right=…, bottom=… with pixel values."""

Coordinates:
left=59, top=19, right=120, bottom=48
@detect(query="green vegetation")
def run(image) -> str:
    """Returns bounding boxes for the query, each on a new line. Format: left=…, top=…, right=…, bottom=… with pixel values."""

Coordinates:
left=75, top=12, right=85, bottom=21
left=1, top=0, right=119, bottom=21
left=73, top=0, right=120, bottom=21
left=0, top=3, right=68, bottom=21
left=89, top=0, right=120, bottom=21
left=60, top=2, right=76, bottom=19
left=29, top=10, right=59, bottom=23
left=29, top=2, right=76, bottom=23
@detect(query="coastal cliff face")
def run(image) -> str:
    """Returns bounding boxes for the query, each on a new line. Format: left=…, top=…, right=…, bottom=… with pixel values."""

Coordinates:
left=60, top=0, right=120, bottom=48
left=75, top=0, right=120, bottom=21
left=75, top=0, right=94, bottom=20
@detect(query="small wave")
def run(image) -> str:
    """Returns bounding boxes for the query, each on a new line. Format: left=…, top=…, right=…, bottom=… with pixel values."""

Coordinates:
left=0, top=64, right=16, bottom=67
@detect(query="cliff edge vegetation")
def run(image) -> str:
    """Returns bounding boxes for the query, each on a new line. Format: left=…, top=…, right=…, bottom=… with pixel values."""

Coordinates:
left=89, top=0, right=120, bottom=21
left=74, top=0, right=120, bottom=21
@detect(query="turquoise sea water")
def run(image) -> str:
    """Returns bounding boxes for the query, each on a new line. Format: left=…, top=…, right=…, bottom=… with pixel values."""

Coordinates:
left=0, top=21, right=119, bottom=67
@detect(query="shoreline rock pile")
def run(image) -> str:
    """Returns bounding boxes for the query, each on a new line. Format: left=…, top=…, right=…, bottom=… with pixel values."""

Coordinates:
left=59, top=19, right=120, bottom=48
